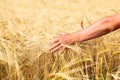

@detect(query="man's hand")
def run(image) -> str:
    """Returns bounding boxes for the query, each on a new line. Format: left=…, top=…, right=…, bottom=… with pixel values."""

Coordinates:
left=49, top=13, right=120, bottom=53
left=49, top=32, right=76, bottom=53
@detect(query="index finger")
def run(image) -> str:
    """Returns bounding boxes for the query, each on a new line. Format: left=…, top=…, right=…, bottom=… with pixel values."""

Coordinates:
left=49, top=38, right=59, bottom=45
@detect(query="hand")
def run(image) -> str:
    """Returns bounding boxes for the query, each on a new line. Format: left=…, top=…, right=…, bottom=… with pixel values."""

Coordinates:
left=49, top=32, right=76, bottom=53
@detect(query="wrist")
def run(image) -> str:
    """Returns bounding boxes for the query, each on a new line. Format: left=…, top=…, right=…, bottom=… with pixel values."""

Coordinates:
left=72, top=31, right=83, bottom=43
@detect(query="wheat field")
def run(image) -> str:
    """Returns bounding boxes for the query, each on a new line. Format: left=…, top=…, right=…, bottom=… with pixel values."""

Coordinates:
left=0, top=0, right=120, bottom=80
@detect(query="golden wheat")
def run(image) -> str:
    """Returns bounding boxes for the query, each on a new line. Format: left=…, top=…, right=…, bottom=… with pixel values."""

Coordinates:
left=0, top=0, right=120, bottom=80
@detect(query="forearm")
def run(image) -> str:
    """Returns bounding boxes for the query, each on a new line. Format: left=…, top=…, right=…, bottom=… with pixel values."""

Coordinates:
left=49, top=13, right=120, bottom=52
left=73, top=15, right=119, bottom=42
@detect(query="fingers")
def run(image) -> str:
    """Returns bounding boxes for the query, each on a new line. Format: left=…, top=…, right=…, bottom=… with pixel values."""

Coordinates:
left=49, top=38, right=59, bottom=45
left=61, top=46, right=66, bottom=53
left=50, top=45, right=62, bottom=53
left=59, top=32, right=66, bottom=36
left=50, top=44, right=66, bottom=53
left=49, top=42, right=60, bottom=51
left=49, top=32, right=68, bottom=53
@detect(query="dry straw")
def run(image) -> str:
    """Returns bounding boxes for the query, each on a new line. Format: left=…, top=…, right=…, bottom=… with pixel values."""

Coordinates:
left=0, top=0, right=120, bottom=80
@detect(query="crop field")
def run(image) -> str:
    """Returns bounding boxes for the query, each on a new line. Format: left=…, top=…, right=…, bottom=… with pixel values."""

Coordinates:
left=0, top=0, right=120, bottom=80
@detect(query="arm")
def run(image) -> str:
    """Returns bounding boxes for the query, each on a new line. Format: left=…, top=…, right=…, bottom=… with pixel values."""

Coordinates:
left=73, top=13, right=120, bottom=42
left=49, top=13, right=120, bottom=53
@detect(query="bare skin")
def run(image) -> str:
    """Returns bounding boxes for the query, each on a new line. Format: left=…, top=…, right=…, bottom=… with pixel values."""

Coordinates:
left=49, top=13, right=120, bottom=53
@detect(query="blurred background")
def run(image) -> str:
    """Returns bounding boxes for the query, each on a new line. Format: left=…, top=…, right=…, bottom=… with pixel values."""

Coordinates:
left=0, top=0, right=120, bottom=80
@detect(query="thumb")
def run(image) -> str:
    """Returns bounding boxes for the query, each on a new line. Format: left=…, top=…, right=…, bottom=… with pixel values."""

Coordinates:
left=59, top=32, right=67, bottom=35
